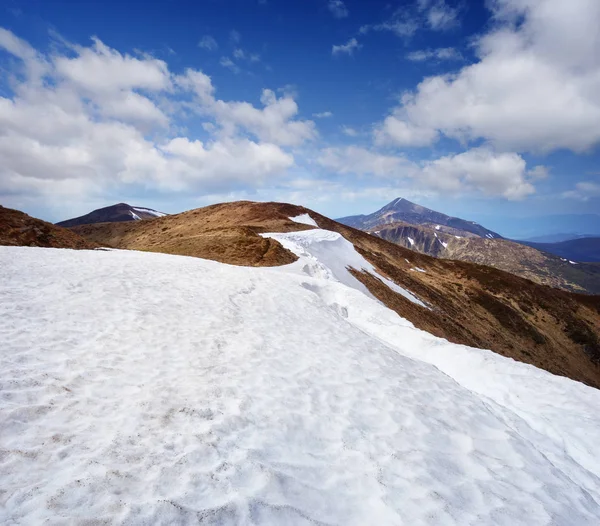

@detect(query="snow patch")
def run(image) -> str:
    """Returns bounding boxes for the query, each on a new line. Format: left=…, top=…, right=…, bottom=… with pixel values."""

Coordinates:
left=133, top=207, right=167, bottom=218
left=289, top=213, right=318, bottom=227
left=435, top=225, right=441, bottom=230
left=569, top=260, right=579, bottom=265
left=407, top=237, right=414, bottom=246
left=129, top=211, right=141, bottom=220
left=263, top=229, right=427, bottom=308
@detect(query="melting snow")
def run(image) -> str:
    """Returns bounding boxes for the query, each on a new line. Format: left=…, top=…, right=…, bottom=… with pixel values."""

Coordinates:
left=263, top=229, right=427, bottom=308
left=570, top=260, right=579, bottom=265
left=407, top=236, right=414, bottom=246
left=133, top=207, right=167, bottom=218
left=129, top=211, right=141, bottom=220
left=289, top=213, right=318, bottom=227
left=1, top=245, right=600, bottom=524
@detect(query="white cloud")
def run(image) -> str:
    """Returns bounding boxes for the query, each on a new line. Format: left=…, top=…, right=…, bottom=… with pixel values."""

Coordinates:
left=318, top=146, right=543, bottom=200
left=0, top=29, right=312, bottom=212
left=376, top=0, right=600, bottom=153
left=313, top=111, right=333, bottom=118
left=420, top=0, right=459, bottom=30
left=341, top=126, right=358, bottom=137
left=374, top=116, right=438, bottom=147
left=230, top=30, right=241, bottom=44
left=219, top=56, right=240, bottom=74
left=406, top=47, right=462, bottom=62
left=359, top=0, right=458, bottom=39
left=198, top=35, right=218, bottom=51
left=328, top=0, right=348, bottom=19
left=233, top=48, right=260, bottom=63
left=562, top=182, right=600, bottom=201
left=332, top=38, right=361, bottom=56
left=318, top=146, right=411, bottom=177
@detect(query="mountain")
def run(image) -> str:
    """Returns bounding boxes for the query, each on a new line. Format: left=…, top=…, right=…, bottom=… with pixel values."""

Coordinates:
left=3, top=217, right=600, bottom=523
left=68, top=200, right=600, bottom=390
left=56, top=202, right=167, bottom=228
left=337, top=197, right=502, bottom=239
left=519, top=237, right=600, bottom=263
left=0, top=205, right=97, bottom=250
left=480, top=213, right=600, bottom=240
left=371, top=221, right=600, bottom=294
left=521, top=233, right=596, bottom=243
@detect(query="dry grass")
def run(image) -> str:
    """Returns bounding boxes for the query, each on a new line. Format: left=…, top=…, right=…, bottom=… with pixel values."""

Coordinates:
left=0, top=205, right=98, bottom=250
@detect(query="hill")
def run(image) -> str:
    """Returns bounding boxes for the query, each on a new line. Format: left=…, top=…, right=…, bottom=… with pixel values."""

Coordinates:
left=69, top=200, right=600, bottom=389
left=370, top=221, right=600, bottom=294
left=337, top=197, right=502, bottom=239
left=56, top=203, right=167, bottom=228
left=0, top=205, right=97, bottom=250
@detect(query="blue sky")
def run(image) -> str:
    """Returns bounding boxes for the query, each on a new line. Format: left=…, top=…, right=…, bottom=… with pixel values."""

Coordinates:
left=1, top=0, right=599, bottom=236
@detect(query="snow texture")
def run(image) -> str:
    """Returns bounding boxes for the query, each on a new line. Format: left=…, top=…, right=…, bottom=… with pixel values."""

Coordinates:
left=133, top=207, right=167, bottom=218
left=407, top=236, right=414, bottom=246
left=1, top=244, right=600, bottom=525
left=129, top=211, right=142, bottom=220
left=289, top=214, right=318, bottom=227
left=262, top=229, right=427, bottom=308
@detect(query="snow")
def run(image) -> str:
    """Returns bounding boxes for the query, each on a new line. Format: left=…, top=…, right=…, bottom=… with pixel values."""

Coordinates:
left=2, top=245, right=600, bottom=525
left=570, top=260, right=579, bottom=265
left=435, top=225, right=441, bottom=230
left=455, top=235, right=462, bottom=239
left=486, top=233, right=494, bottom=239
left=133, top=207, right=167, bottom=218
left=440, top=240, right=448, bottom=248
left=407, top=236, right=414, bottom=246
left=262, top=229, right=427, bottom=308
left=412, top=267, right=427, bottom=273
left=289, top=214, right=318, bottom=227
left=129, top=211, right=142, bottom=220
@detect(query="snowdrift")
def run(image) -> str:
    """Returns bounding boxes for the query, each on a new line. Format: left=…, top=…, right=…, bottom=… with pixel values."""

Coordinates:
left=1, top=238, right=600, bottom=524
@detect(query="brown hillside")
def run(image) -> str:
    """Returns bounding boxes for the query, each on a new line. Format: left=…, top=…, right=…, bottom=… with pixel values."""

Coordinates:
left=71, top=200, right=600, bottom=389
left=371, top=221, right=600, bottom=294
left=0, top=205, right=98, bottom=250
left=71, top=201, right=314, bottom=267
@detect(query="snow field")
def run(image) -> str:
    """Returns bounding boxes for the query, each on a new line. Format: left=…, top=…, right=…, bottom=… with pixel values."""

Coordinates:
left=0, top=245, right=599, bottom=524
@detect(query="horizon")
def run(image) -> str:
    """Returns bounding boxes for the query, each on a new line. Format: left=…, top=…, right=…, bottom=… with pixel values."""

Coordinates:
left=1, top=0, right=600, bottom=234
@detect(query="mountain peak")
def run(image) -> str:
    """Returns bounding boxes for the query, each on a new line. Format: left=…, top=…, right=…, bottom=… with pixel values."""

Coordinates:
left=338, top=199, right=501, bottom=239
left=56, top=203, right=167, bottom=228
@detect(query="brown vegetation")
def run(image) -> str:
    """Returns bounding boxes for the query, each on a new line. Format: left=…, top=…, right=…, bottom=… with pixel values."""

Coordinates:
left=0, top=205, right=97, bottom=250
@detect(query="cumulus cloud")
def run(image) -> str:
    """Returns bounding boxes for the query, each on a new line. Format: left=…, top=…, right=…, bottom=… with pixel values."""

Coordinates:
left=317, top=146, right=543, bottom=200
left=332, top=38, right=361, bottom=56
left=375, top=0, right=600, bottom=153
left=0, top=29, right=313, bottom=212
left=328, top=0, right=348, bottom=19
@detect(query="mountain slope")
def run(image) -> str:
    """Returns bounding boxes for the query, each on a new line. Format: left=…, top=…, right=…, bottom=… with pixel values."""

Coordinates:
left=69, top=200, right=600, bottom=389
left=56, top=203, right=167, bottom=227
left=372, top=221, right=600, bottom=294
left=0, top=205, right=97, bottom=250
left=2, top=245, right=600, bottom=524
left=337, top=197, right=502, bottom=239
left=520, top=237, right=600, bottom=263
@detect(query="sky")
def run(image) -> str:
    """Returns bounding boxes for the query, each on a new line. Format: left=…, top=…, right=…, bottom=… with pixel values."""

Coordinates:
left=1, top=0, right=600, bottom=235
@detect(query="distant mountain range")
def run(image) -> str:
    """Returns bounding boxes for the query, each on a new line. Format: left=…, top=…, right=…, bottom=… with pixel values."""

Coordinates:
left=337, top=198, right=600, bottom=294
left=337, top=197, right=502, bottom=239
left=56, top=203, right=166, bottom=228
left=520, top=237, right=600, bottom=263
